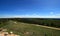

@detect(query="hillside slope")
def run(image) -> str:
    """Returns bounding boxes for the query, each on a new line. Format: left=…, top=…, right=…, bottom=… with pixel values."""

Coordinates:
left=2, top=20, right=60, bottom=36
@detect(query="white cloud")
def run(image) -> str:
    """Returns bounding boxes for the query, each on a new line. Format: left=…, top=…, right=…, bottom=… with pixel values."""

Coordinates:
left=0, top=13, right=60, bottom=18
left=0, top=15, right=60, bottom=18
left=50, top=12, right=54, bottom=14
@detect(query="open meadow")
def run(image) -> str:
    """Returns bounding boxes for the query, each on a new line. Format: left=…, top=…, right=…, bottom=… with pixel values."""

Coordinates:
left=2, top=20, right=60, bottom=36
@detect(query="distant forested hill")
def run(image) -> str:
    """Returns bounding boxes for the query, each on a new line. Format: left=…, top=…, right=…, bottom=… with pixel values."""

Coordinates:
left=0, top=18, right=60, bottom=28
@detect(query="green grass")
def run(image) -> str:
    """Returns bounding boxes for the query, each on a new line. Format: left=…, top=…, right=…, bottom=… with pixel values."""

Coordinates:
left=2, top=21, right=60, bottom=36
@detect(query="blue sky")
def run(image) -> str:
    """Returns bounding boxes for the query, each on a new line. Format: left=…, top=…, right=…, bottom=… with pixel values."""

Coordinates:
left=0, top=0, right=60, bottom=18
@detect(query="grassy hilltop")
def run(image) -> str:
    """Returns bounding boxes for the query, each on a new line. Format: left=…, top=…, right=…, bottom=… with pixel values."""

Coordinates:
left=0, top=18, right=60, bottom=36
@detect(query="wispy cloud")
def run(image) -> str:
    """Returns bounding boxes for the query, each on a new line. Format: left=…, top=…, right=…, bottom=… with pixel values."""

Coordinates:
left=0, top=13, right=60, bottom=18
left=50, top=12, right=54, bottom=15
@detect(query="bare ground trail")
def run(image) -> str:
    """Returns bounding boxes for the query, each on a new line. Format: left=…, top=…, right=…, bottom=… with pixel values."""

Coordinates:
left=18, top=22, right=60, bottom=30
left=15, top=22, right=60, bottom=30
left=35, top=25, right=60, bottom=30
